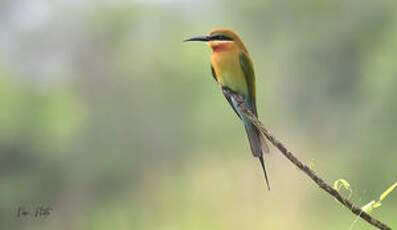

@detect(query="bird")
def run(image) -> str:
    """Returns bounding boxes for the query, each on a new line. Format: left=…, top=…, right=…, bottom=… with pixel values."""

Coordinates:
left=185, top=28, right=271, bottom=190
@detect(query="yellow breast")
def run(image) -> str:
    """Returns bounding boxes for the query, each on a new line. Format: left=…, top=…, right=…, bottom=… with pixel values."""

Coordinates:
left=210, top=44, right=248, bottom=95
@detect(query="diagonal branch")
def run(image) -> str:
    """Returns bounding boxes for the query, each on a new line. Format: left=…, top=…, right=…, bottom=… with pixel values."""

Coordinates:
left=222, top=87, right=391, bottom=230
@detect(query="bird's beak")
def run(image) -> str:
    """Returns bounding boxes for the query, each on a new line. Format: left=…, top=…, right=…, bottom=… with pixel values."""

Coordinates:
left=184, top=35, right=209, bottom=42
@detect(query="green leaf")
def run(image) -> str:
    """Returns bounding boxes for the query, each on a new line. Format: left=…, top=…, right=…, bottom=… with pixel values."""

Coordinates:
left=334, top=178, right=353, bottom=200
left=334, top=179, right=350, bottom=191
left=361, top=182, right=397, bottom=214
left=361, top=200, right=376, bottom=213
left=379, top=182, right=397, bottom=202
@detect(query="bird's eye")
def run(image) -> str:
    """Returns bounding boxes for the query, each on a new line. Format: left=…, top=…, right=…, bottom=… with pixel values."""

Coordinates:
left=211, top=35, right=233, bottom=41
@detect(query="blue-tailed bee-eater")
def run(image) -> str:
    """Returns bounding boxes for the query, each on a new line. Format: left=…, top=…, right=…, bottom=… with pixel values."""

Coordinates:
left=185, top=28, right=271, bottom=190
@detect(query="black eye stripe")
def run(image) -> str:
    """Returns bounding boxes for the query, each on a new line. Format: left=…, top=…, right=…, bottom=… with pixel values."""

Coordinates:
left=210, top=35, right=233, bottom=41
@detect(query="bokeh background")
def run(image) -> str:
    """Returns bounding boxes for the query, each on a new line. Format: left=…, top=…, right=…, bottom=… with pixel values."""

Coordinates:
left=1, top=0, right=396, bottom=229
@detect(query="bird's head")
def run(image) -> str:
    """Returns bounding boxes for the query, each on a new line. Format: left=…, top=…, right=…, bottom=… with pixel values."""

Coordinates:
left=184, top=28, right=248, bottom=53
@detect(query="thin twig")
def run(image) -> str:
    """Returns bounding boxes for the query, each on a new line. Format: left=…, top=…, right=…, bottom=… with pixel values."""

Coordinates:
left=222, top=87, right=391, bottom=230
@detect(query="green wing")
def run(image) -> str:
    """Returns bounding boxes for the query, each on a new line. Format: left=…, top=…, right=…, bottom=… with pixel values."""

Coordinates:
left=211, top=65, right=241, bottom=119
left=239, top=52, right=257, bottom=115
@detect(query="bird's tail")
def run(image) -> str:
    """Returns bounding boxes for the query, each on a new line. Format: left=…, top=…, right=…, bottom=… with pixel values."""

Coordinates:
left=243, top=121, right=271, bottom=191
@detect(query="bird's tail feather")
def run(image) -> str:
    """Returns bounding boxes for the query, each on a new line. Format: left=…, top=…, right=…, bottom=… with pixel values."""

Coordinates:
left=259, top=155, right=271, bottom=191
left=244, top=121, right=271, bottom=191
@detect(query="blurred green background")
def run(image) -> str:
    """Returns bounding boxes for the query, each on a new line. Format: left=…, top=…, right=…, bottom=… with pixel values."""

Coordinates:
left=1, top=0, right=396, bottom=229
